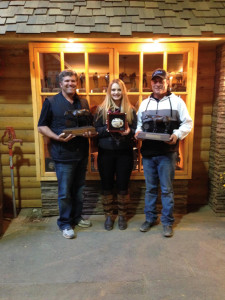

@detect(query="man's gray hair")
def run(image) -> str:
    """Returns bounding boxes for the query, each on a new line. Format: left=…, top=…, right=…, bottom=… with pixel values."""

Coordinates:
left=59, top=69, right=77, bottom=83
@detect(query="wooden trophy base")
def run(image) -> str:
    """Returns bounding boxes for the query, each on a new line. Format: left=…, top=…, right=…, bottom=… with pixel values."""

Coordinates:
left=63, top=126, right=96, bottom=136
left=137, top=132, right=171, bottom=141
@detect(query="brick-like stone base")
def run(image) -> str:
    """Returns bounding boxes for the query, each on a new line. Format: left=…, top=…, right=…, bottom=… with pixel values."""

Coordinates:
left=41, top=180, right=188, bottom=217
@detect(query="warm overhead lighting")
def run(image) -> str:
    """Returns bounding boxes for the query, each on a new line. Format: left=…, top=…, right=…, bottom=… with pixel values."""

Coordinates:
left=153, top=39, right=159, bottom=44
left=67, top=38, right=74, bottom=43
left=146, top=38, right=154, bottom=43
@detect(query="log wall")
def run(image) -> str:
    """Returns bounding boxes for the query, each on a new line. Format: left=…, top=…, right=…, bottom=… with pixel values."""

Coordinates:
left=0, top=42, right=218, bottom=216
left=208, top=44, right=225, bottom=216
left=0, top=45, right=41, bottom=215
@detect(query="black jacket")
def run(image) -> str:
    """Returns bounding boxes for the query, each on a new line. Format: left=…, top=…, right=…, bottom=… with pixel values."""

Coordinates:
left=94, top=109, right=137, bottom=150
left=38, top=92, right=89, bottom=162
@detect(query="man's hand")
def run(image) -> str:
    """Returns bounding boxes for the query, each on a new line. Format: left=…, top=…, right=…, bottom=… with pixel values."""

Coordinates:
left=165, top=133, right=178, bottom=145
left=135, top=131, right=142, bottom=140
left=58, top=132, right=75, bottom=142
left=83, top=131, right=98, bottom=138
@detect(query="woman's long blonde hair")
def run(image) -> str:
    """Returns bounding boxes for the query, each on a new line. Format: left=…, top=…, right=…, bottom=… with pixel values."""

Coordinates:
left=96, top=79, right=134, bottom=124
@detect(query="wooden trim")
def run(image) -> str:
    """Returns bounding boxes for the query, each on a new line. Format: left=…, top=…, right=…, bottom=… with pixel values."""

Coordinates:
left=29, top=42, right=198, bottom=181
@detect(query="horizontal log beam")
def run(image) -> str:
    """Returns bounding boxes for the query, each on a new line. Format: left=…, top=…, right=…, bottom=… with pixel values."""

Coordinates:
left=4, top=188, right=41, bottom=200
left=0, top=104, right=33, bottom=117
left=3, top=177, right=40, bottom=188
left=2, top=165, right=37, bottom=177
left=1, top=154, right=36, bottom=166
left=0, top=130, right=35, bottom=142
left=0, top=142, right=35, bottom=154
left=0, top=117, right=34, bottom=130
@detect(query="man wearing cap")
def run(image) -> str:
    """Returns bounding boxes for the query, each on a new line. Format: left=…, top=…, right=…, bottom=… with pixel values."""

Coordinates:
left=135, top=69, right=193, bottom=237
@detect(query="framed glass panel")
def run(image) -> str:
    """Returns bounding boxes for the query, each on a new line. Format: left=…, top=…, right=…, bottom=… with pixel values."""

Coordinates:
left=89, top=54, right=109, bottom=93
left=128, top=95, right=139, bottom=111
left=167, top=54, right=187, bottom=92
left=39, top=53, right=61, bottom=93
left=64, top=53, right=86, bottom=92
left=119, top=55, right=139, bottom=92
left=143, top=54, right=163, bottom=92
left=176, top=94, right=187, bottom=104
left=89, top=95, right=105, bottom=114
left=142, top=94, right=150, bottom=102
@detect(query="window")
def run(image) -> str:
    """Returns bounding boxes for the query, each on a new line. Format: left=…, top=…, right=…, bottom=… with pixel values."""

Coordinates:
left=29, top=42, right=198, bottom=180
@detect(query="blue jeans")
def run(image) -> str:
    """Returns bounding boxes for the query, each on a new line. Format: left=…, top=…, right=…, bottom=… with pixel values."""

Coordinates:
left=142, top=152, right=177, bottom=225
left=55, top=157, right=88, bottom=230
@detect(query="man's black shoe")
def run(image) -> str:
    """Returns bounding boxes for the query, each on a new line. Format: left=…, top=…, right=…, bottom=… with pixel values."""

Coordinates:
left=163, top=225, right=173, bottom=237
left=140, top=221, right=154, bottom=232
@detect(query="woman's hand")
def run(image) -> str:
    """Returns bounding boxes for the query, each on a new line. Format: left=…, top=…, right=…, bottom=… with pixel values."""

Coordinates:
left=120, top=126, right=130, bottom=136
left=120, top=121, right=130, bottom=136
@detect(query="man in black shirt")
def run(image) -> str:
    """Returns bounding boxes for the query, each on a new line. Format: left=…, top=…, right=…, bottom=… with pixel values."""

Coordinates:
left=38, top=70, right=92, bottom=239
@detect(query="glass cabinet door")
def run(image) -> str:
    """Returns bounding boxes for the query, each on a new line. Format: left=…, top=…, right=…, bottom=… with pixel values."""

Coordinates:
left=143, top=54, right=163, bottom=92
left=89, top=53, right=110, bottom=93
left=30, top=42, right=197, bottom=180
left=167, top=53, right=188, bottom=92
left=39, top=53, right=61, bottom=93
left=119, top=54, right=139, bottom=92
left=64, top=53, right=86, bottom=92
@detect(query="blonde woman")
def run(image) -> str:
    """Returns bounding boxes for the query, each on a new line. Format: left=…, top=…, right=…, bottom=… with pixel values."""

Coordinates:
left=94, top=79, right=137, bottom=231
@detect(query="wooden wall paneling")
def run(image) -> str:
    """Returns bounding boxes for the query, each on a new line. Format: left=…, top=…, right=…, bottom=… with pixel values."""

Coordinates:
left=187, top=46, right=216, bottom=207
left=0, top=45, right=41, bottom=212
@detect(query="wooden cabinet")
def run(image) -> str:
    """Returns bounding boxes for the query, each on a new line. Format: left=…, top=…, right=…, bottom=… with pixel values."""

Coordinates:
left=29, top=42, right=198, bottom=181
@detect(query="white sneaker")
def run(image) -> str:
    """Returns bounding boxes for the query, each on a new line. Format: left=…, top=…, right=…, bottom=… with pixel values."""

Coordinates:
left=77, top=218, right=92, bottom=228
left=62, top=228, right=76, bottom=239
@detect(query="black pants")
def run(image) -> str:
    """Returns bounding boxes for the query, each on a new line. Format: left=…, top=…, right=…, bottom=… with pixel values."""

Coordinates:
left=97, top=147, right=133, bottom=193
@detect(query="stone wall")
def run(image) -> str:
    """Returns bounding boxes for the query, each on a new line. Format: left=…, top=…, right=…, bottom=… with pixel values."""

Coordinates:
left=41, top=179, right=188, bottom=217
left=209, top=43, right=225, bottom=216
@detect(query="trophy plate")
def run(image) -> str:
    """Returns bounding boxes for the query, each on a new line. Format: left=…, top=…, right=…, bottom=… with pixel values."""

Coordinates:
left=63, top=126, right=96, bottom=136
left=107, top=112, right=126, bottom=132
left=137, top=132, right=171, bottom=141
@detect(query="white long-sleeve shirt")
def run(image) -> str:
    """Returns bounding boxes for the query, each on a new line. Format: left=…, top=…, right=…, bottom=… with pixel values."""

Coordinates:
left=136, top=93, right=193, bottom=140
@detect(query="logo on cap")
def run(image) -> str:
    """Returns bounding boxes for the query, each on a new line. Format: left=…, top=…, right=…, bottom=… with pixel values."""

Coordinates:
left=151, top=69, right=167, bottom=80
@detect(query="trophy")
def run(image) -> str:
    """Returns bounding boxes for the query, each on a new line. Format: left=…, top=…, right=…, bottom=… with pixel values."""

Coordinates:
left=143, top=72, right=151, bottom=92
left=107, top=112, right=126, bottom=133
left=129, top=72, right=139, bottom=92
left=63, top=109, right=96, bottom=136
left=129, top=72, right=136, bottom=88
left=104, top=72, right=109, bottom=86
left=119, top=72, right=129, bottom=84
left=137, top=114, right=171, bottom=141
left=79, top=72, right=86, bottom=92
left=92, top=72, right=101, bottom=92
left=143, top=72, right=147, bottom=88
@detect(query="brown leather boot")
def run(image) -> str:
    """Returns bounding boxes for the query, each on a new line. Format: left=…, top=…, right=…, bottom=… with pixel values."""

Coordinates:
left=102, top=193, right=114, bottom=231
left=117, top=193, right=129, bottom=230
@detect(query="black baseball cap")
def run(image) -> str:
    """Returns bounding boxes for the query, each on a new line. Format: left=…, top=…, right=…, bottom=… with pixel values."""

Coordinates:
left=151, top=69, right=167, bottom=80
